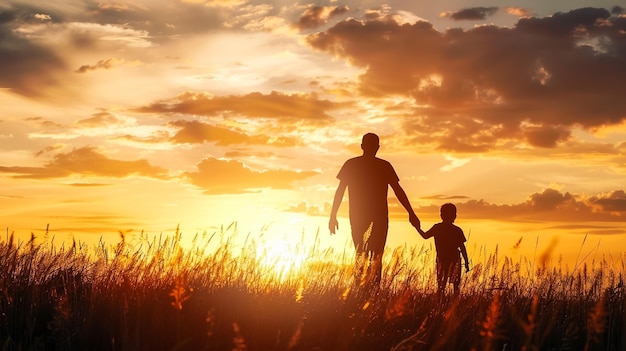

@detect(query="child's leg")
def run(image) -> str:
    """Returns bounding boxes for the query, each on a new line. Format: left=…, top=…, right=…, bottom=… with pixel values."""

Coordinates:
left=451, top=260, right=461, bottom=295
left=436, top=260, right=446, bottom=293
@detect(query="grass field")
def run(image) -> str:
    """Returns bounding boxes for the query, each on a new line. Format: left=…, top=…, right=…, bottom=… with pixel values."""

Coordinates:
left=1, top=225, right=624, bottom=350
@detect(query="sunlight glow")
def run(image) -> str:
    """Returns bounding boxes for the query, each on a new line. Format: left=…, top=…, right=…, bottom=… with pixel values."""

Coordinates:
left=440, top=155, right=471, bottom=172
left=257, top=239, right=307, bottom=281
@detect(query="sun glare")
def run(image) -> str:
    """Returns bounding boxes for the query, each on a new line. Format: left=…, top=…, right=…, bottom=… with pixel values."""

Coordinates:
left=257, top=238, right=307, bottom=281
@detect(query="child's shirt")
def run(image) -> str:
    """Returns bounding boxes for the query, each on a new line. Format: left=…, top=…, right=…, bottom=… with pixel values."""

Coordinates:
left=422, top=222, right=466, bottom=263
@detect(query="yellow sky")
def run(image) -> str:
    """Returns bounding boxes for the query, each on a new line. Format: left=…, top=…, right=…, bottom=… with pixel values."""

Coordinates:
left=1, top=1, right=626, bottom=269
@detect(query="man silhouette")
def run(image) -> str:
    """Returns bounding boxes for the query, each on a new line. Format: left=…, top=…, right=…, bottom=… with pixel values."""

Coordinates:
left=329, top=133, right=420, bottom=286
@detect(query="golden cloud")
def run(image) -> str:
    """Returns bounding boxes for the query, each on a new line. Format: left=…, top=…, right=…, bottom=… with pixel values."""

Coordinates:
left=168, top=120, right=299, bottom=147
left=184, top=157, right=318, bottom=194
left=0, top=147, right=169, bottom=179
left=136, top=91, right=337, bottom=123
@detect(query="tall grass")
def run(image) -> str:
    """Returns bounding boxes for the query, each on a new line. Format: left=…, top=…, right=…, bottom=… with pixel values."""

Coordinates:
left=1, top=225, right=624, bottom=350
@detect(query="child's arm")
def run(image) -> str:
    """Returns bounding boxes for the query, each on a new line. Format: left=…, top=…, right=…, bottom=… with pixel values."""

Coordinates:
left=417, top=227, right=426, bottom=238
left=413, top=225, right=428, bottom=239
left=460, top=244, right=469, bottom=272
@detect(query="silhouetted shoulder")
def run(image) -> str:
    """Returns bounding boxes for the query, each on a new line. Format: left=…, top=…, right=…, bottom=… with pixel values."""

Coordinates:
left=337, top=156, right=398, bottom=183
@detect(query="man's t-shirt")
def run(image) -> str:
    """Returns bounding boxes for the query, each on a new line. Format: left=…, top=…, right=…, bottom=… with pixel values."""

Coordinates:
left=422, top=222, right=466, bottom=263
left=337, top=156, right=399, bottom=223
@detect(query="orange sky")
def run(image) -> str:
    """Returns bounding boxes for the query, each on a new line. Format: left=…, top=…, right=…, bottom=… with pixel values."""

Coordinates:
left=1, top=1, right=625, bottom=269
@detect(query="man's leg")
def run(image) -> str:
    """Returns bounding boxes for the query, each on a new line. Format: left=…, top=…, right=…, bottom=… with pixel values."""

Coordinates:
left=350, top=220, right=370, bottom=252
left=350, top=221, right=371, bottom=287
left=365, top=218, right=388, bottom=286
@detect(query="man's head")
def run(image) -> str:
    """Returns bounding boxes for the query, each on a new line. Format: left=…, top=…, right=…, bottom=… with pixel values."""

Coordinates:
left=440, top=203, right=457, bottom=223
left=361, top=133, right=379, bottom=156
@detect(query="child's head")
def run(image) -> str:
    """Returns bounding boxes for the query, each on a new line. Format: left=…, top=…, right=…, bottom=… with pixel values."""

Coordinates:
left=440, top=203, right=457, bottom=223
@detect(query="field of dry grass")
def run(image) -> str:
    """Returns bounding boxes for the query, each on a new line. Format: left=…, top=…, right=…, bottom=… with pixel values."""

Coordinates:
left=1, top=225, right=624, bottom=350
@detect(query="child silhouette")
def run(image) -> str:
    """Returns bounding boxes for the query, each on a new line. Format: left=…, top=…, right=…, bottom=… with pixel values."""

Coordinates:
left=416, top=203, right=469, bottom=295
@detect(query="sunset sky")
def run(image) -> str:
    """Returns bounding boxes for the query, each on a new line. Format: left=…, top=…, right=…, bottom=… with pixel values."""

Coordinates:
left=1, top=0, right=626, bottom=268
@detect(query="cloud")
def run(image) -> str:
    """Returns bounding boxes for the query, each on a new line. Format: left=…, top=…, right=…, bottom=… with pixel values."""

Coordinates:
left=410, top=188, right=626, bottom=225
left=526, top=188, right=575, bottom=211
left=34, top=13, right=52, bottom=21
left=0, top=147, right=169, bottom=179
left=0, top=11, right=67, bottom=97
left=441, top=7, right=499, bottom=21
left=136, top=91, right=337, bottom=123
left=168, top=120, right=298, bottom=147
left=0, top=3, right=155, bottom=97
left=505, top=7, right=531, bottom=18
left=521, top=125, right=571, bottom=148
left=223, top=4, right=293, bottom=33
left=588, top=190, right=626, bottom=213
left=285, top=201, right=329, bottom=216
left=75, top=111, right=126, bottom=127
left=306, top=7, right=626, bottom=152
left=84, top=0, right=224, bottom=36
left=27, top=111, right=149, bottom=141
left=184, top=157, right=318, bottom=194
left=297, top=5, right=350, bottom=30
left=421, top=194, right=471, bottom=201
left=75, top=58, right=143, bottom=73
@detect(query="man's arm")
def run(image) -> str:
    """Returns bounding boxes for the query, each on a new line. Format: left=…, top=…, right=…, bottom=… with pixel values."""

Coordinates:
left=329, top=180, right=347, bottom=235
left=390, top=181, right=420, bottom=229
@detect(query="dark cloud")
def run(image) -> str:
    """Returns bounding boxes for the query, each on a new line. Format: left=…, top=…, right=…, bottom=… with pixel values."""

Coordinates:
left=0, top=10, right=15, bottom=24
left=522, top=125, right=571, bottom=148
left=442, top=7, right=499, bottom=21
left=0, top=10, right=67, bottom=97
left=297, top=5, right=350, bottom=30
left=136, top=91, right=336, bottom=123
left=0, top=147, right=169, bottom=179
left=588, top=190, right=626, bottom=212
left=515, top=7, right=611, bottom=36
left=184, top=157, right=318, bottom=194
left=526, top=188, right=576, bottom=211
left=75, top=58, right=127, bottom=73
left=307, top=8, right=626, bottom=152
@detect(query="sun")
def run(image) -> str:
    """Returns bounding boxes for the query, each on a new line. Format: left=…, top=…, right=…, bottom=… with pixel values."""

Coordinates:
left=256, top=238, right=307, bottom=281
